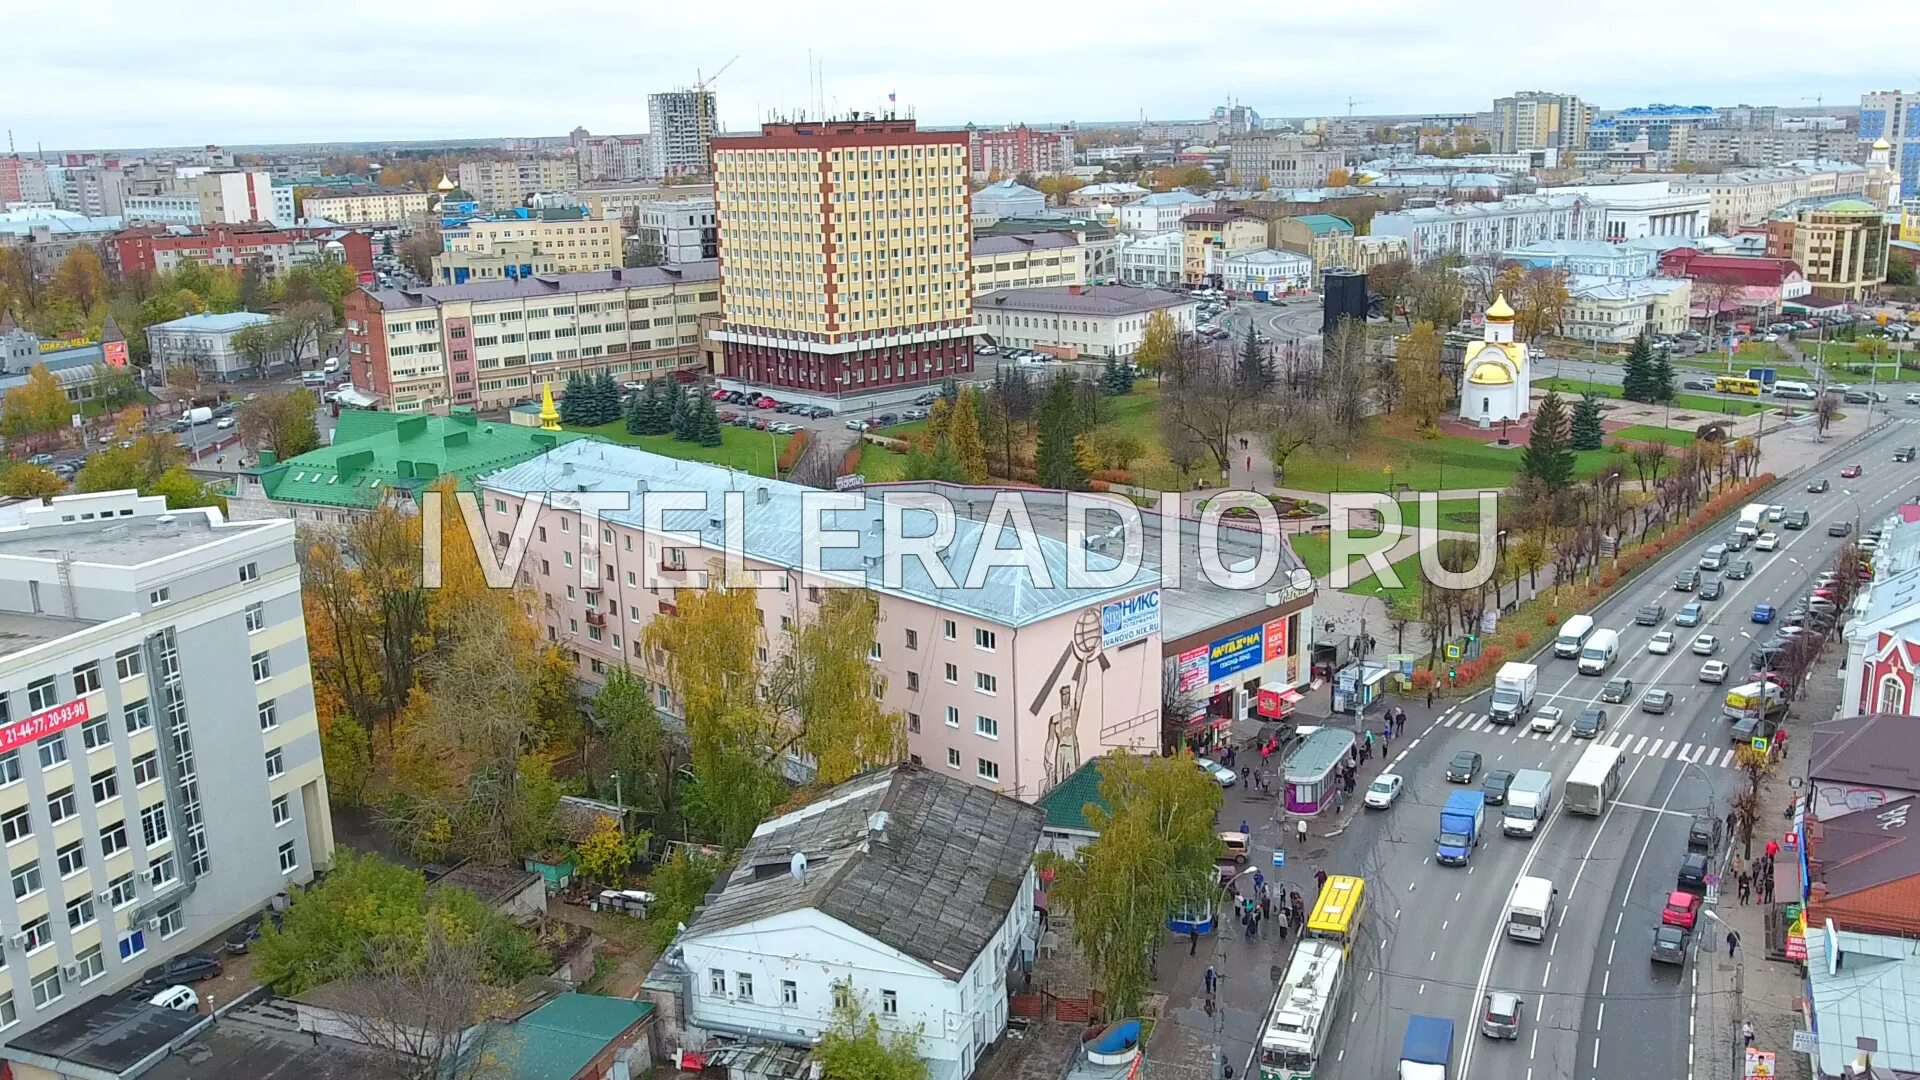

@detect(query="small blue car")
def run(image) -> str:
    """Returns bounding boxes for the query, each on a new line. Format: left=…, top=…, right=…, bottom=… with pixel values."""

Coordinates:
left=1752, top=603, right=1775, bottom=624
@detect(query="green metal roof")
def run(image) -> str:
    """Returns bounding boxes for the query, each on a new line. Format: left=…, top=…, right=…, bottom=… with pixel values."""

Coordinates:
left=1036, top=758, right=1110, bottom=835
left=247, top=409, right=586, bottom=509
left=491, top=993, right=654, bottom=1080
left=1291, top=214, right=1354, bottom=236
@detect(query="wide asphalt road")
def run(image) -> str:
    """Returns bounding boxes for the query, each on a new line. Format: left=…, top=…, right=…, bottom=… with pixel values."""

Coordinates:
left=1317, top=410, right=1920, bottom=1080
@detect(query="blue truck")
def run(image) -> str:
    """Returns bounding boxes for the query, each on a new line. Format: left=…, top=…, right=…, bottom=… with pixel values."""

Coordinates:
left=1398, top=1015, right=1453, bottom=1079
left=1436, top=790, right=1486, bottom=866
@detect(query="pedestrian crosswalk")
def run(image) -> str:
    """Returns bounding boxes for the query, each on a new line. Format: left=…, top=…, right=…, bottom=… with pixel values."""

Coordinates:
left=1430, top=709, right=1744, bottom=769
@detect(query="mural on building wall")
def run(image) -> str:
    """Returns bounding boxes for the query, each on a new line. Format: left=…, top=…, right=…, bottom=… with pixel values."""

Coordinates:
left=1032, top=608, right=1111, bottom=791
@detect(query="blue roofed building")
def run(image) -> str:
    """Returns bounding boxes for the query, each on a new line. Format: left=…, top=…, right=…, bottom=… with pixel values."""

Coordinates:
left=1501, top=239, right=1655, bottom=279
left=0, top=308, right=126, bottom=400
left=145, top=310, right=307, bottom=382
left=972, top=180, right=1047, bottom=223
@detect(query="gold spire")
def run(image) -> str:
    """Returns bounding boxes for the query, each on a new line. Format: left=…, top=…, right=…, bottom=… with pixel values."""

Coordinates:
left=1873, top=137, right=1892, bottom=151
left=1486, top=294, right=1515, bottom=321
left=539, top=381, right=561, bottom=430
left=436, top=173, right=456, bottom=191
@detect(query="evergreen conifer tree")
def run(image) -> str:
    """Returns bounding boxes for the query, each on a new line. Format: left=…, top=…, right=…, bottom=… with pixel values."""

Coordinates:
left=624, top=383, right=647, bottom=435
left=1647, top=348, right=1676, bottom=404
left=1034, top=375, right=1087, bottom=490
left=669, top=381, right=692, bottom=441
left=698, top=394, right=723, bottom=446
left=1621, top=336, right=1654, bottom=402
left=1569, top=393, right=1606, bottom=451
left=1521, top=390, right=1576, bottom=488
left=559, top=371, right=586, bottom=424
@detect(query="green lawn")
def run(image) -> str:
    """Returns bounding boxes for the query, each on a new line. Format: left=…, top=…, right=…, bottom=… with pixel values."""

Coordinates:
left=857, top=441, right=910, bottom=482
left=1612, top=424, right=1696, bottom=447
left=1290, top=532, right=1425, bottom=614
left=565, top=421, right=790, bottom=476
left=1393, top=496, right=1506, bottom=529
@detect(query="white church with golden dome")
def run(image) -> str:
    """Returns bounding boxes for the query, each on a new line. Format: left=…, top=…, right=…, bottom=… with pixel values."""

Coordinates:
left=1461, top=295, right=1531, bottom=425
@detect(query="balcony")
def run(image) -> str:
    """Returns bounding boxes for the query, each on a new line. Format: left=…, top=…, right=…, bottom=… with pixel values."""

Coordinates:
left=585, top=611, right=607, bottom=628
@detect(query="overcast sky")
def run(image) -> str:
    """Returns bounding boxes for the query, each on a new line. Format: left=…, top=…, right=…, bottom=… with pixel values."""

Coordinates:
left=10, top=0, right=1912, bottom=150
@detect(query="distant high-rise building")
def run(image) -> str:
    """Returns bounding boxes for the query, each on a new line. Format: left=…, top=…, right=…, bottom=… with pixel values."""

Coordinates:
left=648, top=90, right=718, bottom=178
left=711, top=118, right=975, bottom=401
left=193, top=169, right=274, bottom=224
left=571, top=127, right=652, bottom=182
left=1490, top=91, right=1589, bottom=153
left=1860, top=89, right=1918, bottom=199
left=0, top=156, right=52, bottom=205
left=1213, top=104, right=1262, bottom=137
left=455, top=159, right=582, bottom=212
left=966, top=124, right=1074, bottom=180
left=1715, top=104, right=1779, bottom=131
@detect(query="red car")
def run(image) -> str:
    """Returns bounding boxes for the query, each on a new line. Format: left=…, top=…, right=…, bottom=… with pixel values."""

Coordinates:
left=1841, top=464, right=1864, bottom=478
left=1662, top=890, right=1701, bottom=929
left=710, top=389, right=728, bottom=400
left=754, top=397, right=778, bottom=409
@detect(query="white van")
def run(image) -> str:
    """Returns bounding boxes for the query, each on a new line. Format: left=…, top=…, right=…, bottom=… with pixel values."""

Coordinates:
left=1507, top=876, right=1557, bottom=942
left=1578, top=628, right=1620, bottom=675
left=1772, top=380, right=1817, bottom=400
left=1554, top=615, right=1596, bottom=659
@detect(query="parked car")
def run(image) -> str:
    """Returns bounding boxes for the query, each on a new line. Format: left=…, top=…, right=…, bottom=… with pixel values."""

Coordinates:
left=136, top=954, right=223, bottom=992
left=1688, top=813, right=1723, bottom=851
left=1829, top=521, right=1853, bottom=537
left=1662, top=891, right=1702, bottom=929
left=1678, top=852, right=1710, bottom=891
left=149, top=985, right=200, bottom=1012
left=1193, top=758, right=1236, bottom=787
left=1652, top=924, right=1690, bottom=965
left=1641, top=688, right=1674, bottom=714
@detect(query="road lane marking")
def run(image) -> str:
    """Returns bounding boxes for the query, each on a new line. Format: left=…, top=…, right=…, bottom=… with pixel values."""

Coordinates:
left=1542, top=961, right=1551, bottom=986
left=1607, top=938, right=1616, bottom=965
left=1634, top=736, right=1649, bottom=754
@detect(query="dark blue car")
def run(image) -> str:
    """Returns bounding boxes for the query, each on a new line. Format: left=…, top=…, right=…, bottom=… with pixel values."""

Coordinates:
left=1751, top=603, right=1775, bottom=624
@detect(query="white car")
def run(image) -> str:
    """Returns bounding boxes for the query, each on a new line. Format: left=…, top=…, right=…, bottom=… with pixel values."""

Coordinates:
left=1905, top=392, right=1920, bottom=405
left=1194, top=758, right=1237, bottom=787
left=1364, top=773, right=1404, bottom=809
left=148, top=985, right=198, bottom=1012
left=1691, top=634, right=1721, bottom=655
left=214, top=416, right=236, bottom=430
left=1755, top=532, right=1779, bottom=551
left=1528, top=706, right=1563, bottom=734
left=1699, top=660, right=1731, bottom=684
left=1648, top=631, right=1677, bottom=655
left=1765, top=505, right=1785, bottom=522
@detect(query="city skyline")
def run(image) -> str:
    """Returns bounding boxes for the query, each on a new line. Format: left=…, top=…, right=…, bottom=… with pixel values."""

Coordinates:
left=7, top=0, right=1911, bottom=149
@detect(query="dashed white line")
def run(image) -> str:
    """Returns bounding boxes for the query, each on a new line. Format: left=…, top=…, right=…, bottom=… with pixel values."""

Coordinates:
left=1542, top=961, right=1552, bottom=986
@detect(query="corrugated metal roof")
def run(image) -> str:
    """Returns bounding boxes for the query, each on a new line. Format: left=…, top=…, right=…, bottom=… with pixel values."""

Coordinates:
left=974, top=231, right=1078, bottom=256
left=481, top=439, right=1159, bottom=626
left=1805, top=926, right=1920, bottom=1075
left=251, top=412, right=585, bottom=509
left=978, top=285, right=1193, bottom=319
left=686, top=764, right=1043, bottom=979
left=492, top=993, right=653, bottom=1080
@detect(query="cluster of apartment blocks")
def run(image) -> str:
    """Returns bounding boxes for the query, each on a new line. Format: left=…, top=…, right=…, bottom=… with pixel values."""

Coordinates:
left=0, top=491, right=329, bottom=1041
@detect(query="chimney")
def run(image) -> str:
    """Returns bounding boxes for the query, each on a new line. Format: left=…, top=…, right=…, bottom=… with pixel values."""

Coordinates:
left=1068, top=285, right=1084, bottom=296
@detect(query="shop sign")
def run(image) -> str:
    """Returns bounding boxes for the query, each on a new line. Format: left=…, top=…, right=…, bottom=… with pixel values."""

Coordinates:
left=1101, top=590, right=1161, bottom=649
left=1208, top=627, right=1265, bottom=682
left=0, top=698, right=91, bottom=755
left=1176, top=646, right=1208, bottom=694
left=1262, top=617, right=1288, bottom=663
left=1744, top=1049, right=1775, bottom=1079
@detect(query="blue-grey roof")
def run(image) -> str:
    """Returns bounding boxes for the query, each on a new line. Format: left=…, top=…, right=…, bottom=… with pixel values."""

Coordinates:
left=1284, top=727, right=1356, bottom=782
left=0, top=349, right=105, bottom=394
left=481, top=441, right=1159, bottom=627
left=1805, top=926, right=1920, bottom=1073
left=1135, top=191, right=1213, bottom=207
left=148, top=312, right=276, bottom=333
left=0, top=208, right=123, bottom=237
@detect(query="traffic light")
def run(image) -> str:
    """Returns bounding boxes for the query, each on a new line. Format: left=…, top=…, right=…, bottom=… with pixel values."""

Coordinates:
left=1448, top=668, right=1458, bottom=682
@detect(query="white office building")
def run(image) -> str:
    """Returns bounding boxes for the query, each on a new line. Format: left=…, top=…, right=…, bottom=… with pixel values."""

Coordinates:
left=1538, top=182, right=1709, bottom=241
left=1221, top=249, right=1314, bottom=296
left=1369, top=194, right=1605, bottom=261
left=975, top=284, right=1197, bottom=359
left=1118, top=232, right=1185, bottom=286
left=1119, top=191, right=1216, bottom=236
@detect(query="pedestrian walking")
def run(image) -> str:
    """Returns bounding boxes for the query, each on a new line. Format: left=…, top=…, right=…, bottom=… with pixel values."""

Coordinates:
left=1764, top=837, right=1780, bottom=863
left=1743, top=1021, right=1754, bottom=1048
left=1189, top=928, right=1199, bottom=955
left=1726, top=809, right=1739, bottom=841
left=1261, top=893, right=1272, bottom=920
left=1728, top=930, right=1741, bottom=959
left=1241, top=819, right=1249, bottom=836
left=1738, top=873, right=1750, bottom=905
left=1398, top=709, right=1407, bottom=736
left=1426, top=686, right=1435, bottom=709
left=1205, top=966, right=1217, bottom=995
left=1315, top=868, right=1329, bottom=892
left=1253, top=869, right=1265, bottom=893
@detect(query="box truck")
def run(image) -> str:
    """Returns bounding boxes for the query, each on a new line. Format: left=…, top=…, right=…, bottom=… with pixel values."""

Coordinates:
left=1488, top=663, right=1538, bottom=725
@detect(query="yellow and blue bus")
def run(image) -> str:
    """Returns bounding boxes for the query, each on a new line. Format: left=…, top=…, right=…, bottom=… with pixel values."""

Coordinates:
left=1714, top=375, right=1763, bottom=396
left=1305, top=875, right=1366, bottom=954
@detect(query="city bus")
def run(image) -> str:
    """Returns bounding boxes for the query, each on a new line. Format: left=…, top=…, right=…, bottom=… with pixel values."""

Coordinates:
left=1565, top=743, right=1626, bottom=815
left=1714, top=375, right=1763, bottom=396
left=1258, top=940, right=1347, bottom=1080
left=1305, top=875, right=1366, bottom=954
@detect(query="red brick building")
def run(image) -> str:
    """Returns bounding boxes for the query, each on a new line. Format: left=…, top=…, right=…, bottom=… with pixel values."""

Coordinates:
left=710, top=119, right=977, bottom=403
left=968, top=124, right=1075, bottom=180
left=114, top=224, right=372, bottom=278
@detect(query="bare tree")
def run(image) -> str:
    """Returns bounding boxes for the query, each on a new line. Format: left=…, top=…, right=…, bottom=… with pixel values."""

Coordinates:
left=329, top=931, right=521, bottom=1080
left=1161, top=335, right=1270, bottom=478
left=1319, top=316, right=1374, bottom=442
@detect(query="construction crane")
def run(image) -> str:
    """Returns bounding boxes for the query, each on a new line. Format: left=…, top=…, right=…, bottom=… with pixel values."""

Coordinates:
left=1345, top=97, right=1370, bottom=118
left=692, top=55, right=738, bottom=175
left=1802, top=94, right=1823, bottom=109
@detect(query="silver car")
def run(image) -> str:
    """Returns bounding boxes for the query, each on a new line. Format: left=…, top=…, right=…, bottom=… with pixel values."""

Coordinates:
left=1481, top=992, right=1524, bottom=1039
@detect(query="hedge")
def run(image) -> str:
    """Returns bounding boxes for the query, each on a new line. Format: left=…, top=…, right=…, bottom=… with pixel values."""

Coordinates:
left=777, top=430, right=811, bottom=472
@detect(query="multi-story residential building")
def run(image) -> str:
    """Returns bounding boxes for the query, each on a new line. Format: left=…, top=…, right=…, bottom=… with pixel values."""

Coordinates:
left=1674, top=162, right=1870, bottom=228
left=147, top=312, right=310, bottom=382
left=440, top=207, right=620, bottom=275
left=1275, top=213, right=1353, bottom=257
left=1902, top=197, right=1920, bottom=243
left=970, top=181, right=1046, bottom=224
left=1716, top=104, right=1779, bottom=131
left=299, top=186, right=430, bottom=226
left=0, top=157, right=52, bottom=205
left=1118, top=191, right=1215, bottom=236
left=47, top=164, right=126, bottom=219
left=976, top=284, right=1195, bottom=359
left=113, top=223, right=372, bottom=278
left=1681, top=128, right=1862, bottom=168
left=119, top=194, right=202, bottom=227
left=1562, top=275, right=1692, bottom=342
left=1537, top=182, right=1709, bottom=240
left=972, top=233, right=1083, bottom=292
left=1221, top=249, right=1313, bottom=296
left=0, top=491, right=331, bottom=1043
left=570, top=128, right=652, bottom=182
left=477, top=442, right=1167, bottom=796
left=456, top=159, right=583, bottom=212
left=1180, top=211, right=1274, bottom=286
left=1368, top=194, right=1604, bottom=261
left=1770, top=197, right=1891, bottom=301
left=342, top=263, right=721, bottom=413
left=979, top=216, right=1120, bottom=282
left=1860, top=89, right=1918, bottom=199
left=567, top=180, right=715, bottom=224
left=192, top=169, right=274, bottom=225
left=627, top=195, right=717, bottom=264
left=648, top=90, right=718, bottom=179
left=967, top=124, right=1075, bottom=180
left=1588, top=104, right=1718, bottom=152
left=1225, top=135, right=1344, bottom=189
left=658, top=764, right=1043, bottom=1080
left=708, top=118, right=975, bottom=406
left=230, top=409, right=584, bottom=528
left=1490, top=91, right=1589, bottom=152
left=1117, top=231, right=1185, bottom=286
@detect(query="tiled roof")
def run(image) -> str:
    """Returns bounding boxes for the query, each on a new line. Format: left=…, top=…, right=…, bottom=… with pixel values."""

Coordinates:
left=685, top=763, right=1043, bottom=979
left=1658, top=251, right=1804, bottom=287
left=978, top=285, right=1195, bottom=318
left=248, top=410, right=584, bottom=509
left=363, top=262, right=719, bottom=310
